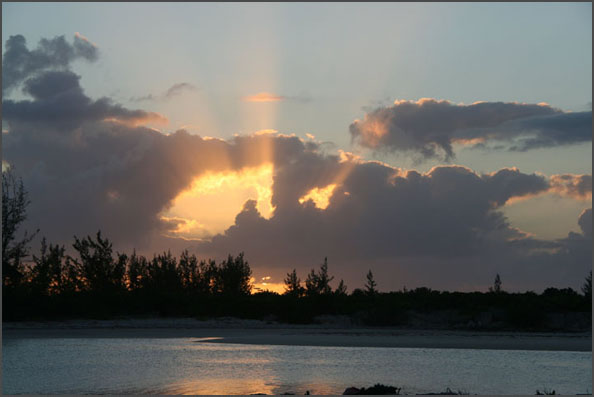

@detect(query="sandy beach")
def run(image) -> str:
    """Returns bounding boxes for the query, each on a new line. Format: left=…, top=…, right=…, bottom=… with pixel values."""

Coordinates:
left=3, top=318, right=591, bottom=352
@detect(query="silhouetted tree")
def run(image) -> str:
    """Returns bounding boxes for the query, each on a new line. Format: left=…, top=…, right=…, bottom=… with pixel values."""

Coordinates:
left=489, top=274, right=502, bottom=293
left=59, top=255, right=82, bottom=294
left=365, top=270, right=377, bottom=295
left=198, top=259, right=218, bottom=294
left=305, top=257, right=334, bottom=296
left=177, top=251, right=218, bottom=295
left=32, top=238, right=80, bottom=295
left=284, top=268, right=304, bottom=297
left=305, top=268, right=318, bottom=295
left=582, top=271, right=592, bottom=301
left=31, top=238, right=60, bottom=295
left=2, top=169, right=38, bottom=287
left=127, top=250, right=148, bottom=291
left=179, top=250, right=198, bottom=290
left=335, top=279, right=348, bottom=296
left=145, top=251, right=181, bottom=292
left=72, top=231, right=126, bottom=292
left=214, top=253, right=252, bottom=296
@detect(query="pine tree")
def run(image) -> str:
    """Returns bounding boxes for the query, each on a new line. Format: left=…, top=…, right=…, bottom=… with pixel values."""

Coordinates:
left=305, top=257, right=334, bottom=296
left=284, top=269, right=304, bottom=296
left=365, top=270, right=377, bottom=295
left=2, top=169, right=38, bottom=287
left=335, top=279, right=348, bottom=296
left=489, top=273, right=502, bottom=293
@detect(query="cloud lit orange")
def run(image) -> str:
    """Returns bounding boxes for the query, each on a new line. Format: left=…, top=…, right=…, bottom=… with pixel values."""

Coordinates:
left=103, top=111, right=168, bottom=127
left=243, top=92, right=285, bottom=103
left=161, top=164, right=275, bottom=238
left=299, top=184, right=338, bottom=210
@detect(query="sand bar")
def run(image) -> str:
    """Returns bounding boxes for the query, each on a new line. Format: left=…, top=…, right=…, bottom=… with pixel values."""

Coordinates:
left=3, top=318, right=591, bottom=352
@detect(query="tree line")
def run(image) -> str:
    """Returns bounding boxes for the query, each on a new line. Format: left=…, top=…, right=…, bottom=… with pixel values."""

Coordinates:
left=2, top=169, right=592, bottom=329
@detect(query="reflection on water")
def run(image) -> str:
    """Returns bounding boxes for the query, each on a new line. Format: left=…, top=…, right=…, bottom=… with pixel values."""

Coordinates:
left=2, top=338, right=592, bottom=395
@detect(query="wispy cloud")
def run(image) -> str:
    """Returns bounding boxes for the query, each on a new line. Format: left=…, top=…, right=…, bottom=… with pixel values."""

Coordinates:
left=242, top=91, right=312, bottom=103
left=131, top=82, right=198, bottom=102
left=242, top=92, right=285, bottom=103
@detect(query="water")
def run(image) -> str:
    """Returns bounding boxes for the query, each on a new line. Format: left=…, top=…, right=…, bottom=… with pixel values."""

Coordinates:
left=2, top=338, right=591, bottom=395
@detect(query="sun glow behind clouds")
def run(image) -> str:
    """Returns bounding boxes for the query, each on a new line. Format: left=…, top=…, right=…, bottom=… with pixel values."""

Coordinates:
left=161, top=164, right=275, bottom=239
left=252, top=276, right=286, bottom=294
left=299, top=184, right=338, bottom=210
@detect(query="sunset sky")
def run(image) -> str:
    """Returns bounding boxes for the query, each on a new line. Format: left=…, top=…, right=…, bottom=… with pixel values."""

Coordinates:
left=2, top=2, right=591, bottom=293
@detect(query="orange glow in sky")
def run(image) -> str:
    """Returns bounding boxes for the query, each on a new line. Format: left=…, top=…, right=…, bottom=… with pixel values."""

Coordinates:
left=242, top=92, right=285, bottom=102
left=298, top=184, right=337, bottom=210
left=161, top=164, right=275, bottom=239
left=251, top=276, right=286, bottom=294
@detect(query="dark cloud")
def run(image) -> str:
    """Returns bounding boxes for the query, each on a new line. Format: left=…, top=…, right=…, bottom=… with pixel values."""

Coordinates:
left=2, top=34, right=98, bottom=94
left=503, top=111, right=593, bottom=152
left=3, top=70, right=167, bottom=131
left=3, top=116, right=310, bottom=250
left=130, top=82, right=198, bottom=102
left=350, top=98, right=592, bottom=161
left=200, top=162, right=544, bottom=261
left=197, top=159, right=590, bottom=291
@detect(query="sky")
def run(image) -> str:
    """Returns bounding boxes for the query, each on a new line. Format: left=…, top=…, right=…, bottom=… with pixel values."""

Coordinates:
left=2, top=2, right=592, bottom=293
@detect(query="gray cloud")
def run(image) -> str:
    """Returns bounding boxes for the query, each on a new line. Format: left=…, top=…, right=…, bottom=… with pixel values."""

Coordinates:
left=197, top=159, right=590, bottom=291
left=3, top=116, right=309, bottom=250
left=350, top=98, right=592, bottom=161
left=3, top=70, right=167, bottom=131
left=578, top=208, right=592, bottom=237
left=2, top=34, right=98, bottom=94
left=165, top=82, right=197, bottom=98
left=549, top=174, right=592, bottom=199
left=200, top=163, right=546, bottom=260
left=130, top=82, right=198, bottom=102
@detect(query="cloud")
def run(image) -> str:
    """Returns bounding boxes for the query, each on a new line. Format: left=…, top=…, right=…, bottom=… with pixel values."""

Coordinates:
left=3, top=70, right=167, bottom=130
left=3, top=115, right=309, bottom=250
left=202, top=162, right=550, bottom=260
left=242, top=92, right=312, bottom=103
left=2, top=34, right=98, bottom=94
left=195, top=156, right=590, bottom=291
left=350, top=98, right=592, bottom=161
left=254, top=129, right=278, bottom=136
left=549, top=174, right=592, bottom=200
left=243, top=92, right=285, bottom=103
left=130, top=82, right=198, bottom=102
left=578, top=208, right=592, bottom=237
left=165, top=82, right=197, bottom=98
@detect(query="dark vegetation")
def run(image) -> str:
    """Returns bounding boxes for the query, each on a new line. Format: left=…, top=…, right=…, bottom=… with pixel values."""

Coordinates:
left=343, top=384, right=402, bottom=395
left=2, top=169, right=592, bottom=330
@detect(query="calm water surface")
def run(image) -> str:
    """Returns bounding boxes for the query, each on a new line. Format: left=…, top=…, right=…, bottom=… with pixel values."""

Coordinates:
left=2, top=338, right=591, bottom=395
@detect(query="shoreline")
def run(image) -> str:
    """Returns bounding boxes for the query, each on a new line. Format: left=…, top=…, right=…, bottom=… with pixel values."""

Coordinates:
left=3, top=318, right=591, bottom=352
